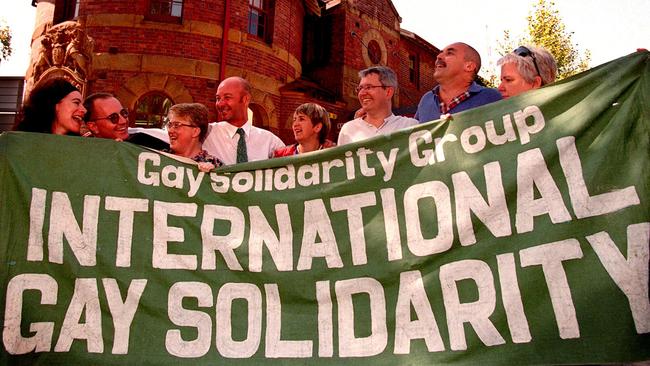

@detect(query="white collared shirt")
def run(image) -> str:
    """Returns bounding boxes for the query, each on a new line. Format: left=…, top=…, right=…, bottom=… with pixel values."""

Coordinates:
left=337, top=114, right=418, bottom=145
left=203, top=120, right=285, bottom=165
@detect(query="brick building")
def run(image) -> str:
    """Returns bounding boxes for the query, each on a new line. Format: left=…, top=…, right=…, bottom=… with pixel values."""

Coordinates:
left=27, top=0, right=440, bottom=142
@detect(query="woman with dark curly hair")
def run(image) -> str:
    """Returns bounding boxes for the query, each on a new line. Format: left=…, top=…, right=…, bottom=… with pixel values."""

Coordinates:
left=14, top=78, right=87, bottom=135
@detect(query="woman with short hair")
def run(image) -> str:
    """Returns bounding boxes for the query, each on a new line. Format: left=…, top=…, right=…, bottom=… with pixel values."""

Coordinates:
left=273, top=103, right=335, bottom=157
left=165, top=103, right=223, bottom=171
left=497, top=45, right=557, bottom=98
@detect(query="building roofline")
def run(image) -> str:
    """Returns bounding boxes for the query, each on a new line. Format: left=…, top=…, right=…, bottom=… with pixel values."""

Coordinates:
left=400, top=28, right=440, bottom=54
left=387, top=0, right=402, bottom=23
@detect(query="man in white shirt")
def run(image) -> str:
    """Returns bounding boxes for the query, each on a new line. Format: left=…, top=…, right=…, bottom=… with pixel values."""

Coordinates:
left=337, top=66, right=418, bottom=145
left=203, top=76, right=284, bottom=165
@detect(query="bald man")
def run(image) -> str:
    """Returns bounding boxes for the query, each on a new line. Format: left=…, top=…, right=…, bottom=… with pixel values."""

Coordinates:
left=415, top=42, right=501, bottom=123
left=202, top=76, right=284, bottom=165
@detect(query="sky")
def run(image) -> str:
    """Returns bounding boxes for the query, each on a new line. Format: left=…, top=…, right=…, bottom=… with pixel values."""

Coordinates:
left=391, top=0, right=649, bottom=76
left=1, top=0, right=648, bottom=77
left=0, top=3, right=37, bottom=76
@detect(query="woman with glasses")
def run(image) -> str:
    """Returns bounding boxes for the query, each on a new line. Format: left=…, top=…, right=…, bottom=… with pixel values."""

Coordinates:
left=165, top=103, right=223, bottom=172
left=273, top=103, right=335, bottom=157
left=497, top=45, right=557, bottom=99
left=14, top=78, right=87, bottom=135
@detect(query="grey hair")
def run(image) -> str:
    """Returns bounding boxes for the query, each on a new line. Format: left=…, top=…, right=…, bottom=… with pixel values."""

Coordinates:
left=498, top=45, right=557, bottom=85
left=358, top=66, right=398, bottom=88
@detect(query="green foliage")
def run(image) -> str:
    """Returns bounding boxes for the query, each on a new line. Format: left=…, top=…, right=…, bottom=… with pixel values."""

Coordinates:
left=479, top=71, right=498, bottom=89
left=0, top=20, right=12, bottom=63
left=525, top=0, right=590, bottom=79
left=480, top=30, right=516, bottom=88
left=485, top=0, right=591, bottom=84
left=495, top=30, right=517, bottom=59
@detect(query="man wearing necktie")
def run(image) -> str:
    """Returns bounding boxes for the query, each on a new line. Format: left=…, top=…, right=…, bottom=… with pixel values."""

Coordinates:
left=203, top=77, right=285, bottom=165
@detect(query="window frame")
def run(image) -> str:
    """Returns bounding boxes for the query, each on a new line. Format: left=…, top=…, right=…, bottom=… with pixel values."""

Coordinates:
left=248, top=0, right=275, bottom=44
left=145, top=0, right=184, bottom=24
left=408, top=53, right=420, bottom=88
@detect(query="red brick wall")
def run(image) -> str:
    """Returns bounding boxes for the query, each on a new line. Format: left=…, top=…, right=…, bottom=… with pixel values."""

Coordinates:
left=352, top=0, right=399, bottom=30
left=397, top=36, right=440, bottom=110
left=69, top=0, right=440, bottom=143
left=79, top=0, right=146, bottom=14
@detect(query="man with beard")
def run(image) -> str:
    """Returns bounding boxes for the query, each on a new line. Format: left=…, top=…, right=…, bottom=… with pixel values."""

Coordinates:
left=203, top=77, right=284, bottom=165
left=338, top=66, right=418, bottom=145
left=414, top=42, right=501, bottom=123
left=83, top=93, right=169, bottom=150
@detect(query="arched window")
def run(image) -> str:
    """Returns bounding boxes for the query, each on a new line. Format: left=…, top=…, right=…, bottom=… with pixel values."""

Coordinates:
left=248, top=103, right=268, bottom=129
left=134, top=92, right=174, bottom=128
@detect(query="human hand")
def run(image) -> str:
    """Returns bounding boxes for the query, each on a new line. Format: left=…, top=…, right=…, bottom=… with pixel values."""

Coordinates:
left=198, top=162, right=215, bottom=172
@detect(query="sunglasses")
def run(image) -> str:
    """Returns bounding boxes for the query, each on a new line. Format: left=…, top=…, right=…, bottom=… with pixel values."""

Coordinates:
left=513, top=46, right=542, bottom=84
left=91, top=108, right=129, bottom=124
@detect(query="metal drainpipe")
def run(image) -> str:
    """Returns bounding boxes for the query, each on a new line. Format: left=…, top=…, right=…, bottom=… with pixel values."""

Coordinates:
left=219, top=0, right=231, bottom=81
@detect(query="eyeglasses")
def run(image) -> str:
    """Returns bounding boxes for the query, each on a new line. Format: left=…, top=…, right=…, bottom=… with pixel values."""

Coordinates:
left=164, top=119, right=197, bottom=130
left=355, top=84, right=387, bottom=93
left=91, top=108, right=129, bottom=124
left=513, top=46, right=543, bottom=84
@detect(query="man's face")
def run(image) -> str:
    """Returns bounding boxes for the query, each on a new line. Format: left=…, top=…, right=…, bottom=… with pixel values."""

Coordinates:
left=87, top=97, right=129, bottom=140
left=215, top=79, right=249, bottom=126
left=434, top=43, right=469, bottom=82
left=356, top=73, right=392, bottom=113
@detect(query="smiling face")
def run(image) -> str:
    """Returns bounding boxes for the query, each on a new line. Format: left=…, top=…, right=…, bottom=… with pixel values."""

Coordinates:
left=87, top=97, right=129, bottom=140
left=215, top=78, right=250, bottom=127
left=167, top=112, right=201, bottom=158
left=498, top=62, right=538, bottom=98
left=292, top=112, right=321, bottom=145
left=52, top=91, right=86, bottom=135
left=357, top=73, right=392, bottom=113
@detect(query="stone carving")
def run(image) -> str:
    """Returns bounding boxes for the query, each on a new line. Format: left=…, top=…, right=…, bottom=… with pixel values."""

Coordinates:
left=28, top=21, right=94, bottom=95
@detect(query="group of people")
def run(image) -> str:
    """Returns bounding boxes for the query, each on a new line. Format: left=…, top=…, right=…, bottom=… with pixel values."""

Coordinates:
left=13, top=41, right=557, bottom=170
left=342, top=42, right=557, bottom=144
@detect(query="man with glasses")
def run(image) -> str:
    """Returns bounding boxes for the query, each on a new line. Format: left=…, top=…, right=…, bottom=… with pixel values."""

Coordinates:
left=203, top=76, right=284, bottom=165
left=83, top=93, right=169, bottom=149
left=415, top=42, right=502, bottom=123
left=337, top=66, right=418, bottom=145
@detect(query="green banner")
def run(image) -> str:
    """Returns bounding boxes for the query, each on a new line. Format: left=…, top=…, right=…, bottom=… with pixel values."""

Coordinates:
left=1, top=52, right=649, bottom=365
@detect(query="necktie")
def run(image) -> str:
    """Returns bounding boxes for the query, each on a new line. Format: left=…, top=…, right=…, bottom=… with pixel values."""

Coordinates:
left=236, top=128, right=248, bottom=163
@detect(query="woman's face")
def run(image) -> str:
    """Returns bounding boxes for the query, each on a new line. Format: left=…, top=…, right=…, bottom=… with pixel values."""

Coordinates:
left=292, top=112, right=321, bottom=144
left=498, top=63, right=537, bottom=99
left=167, top=113, right=200, bottom=157
left=52, top=91, right=86, bottom=135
